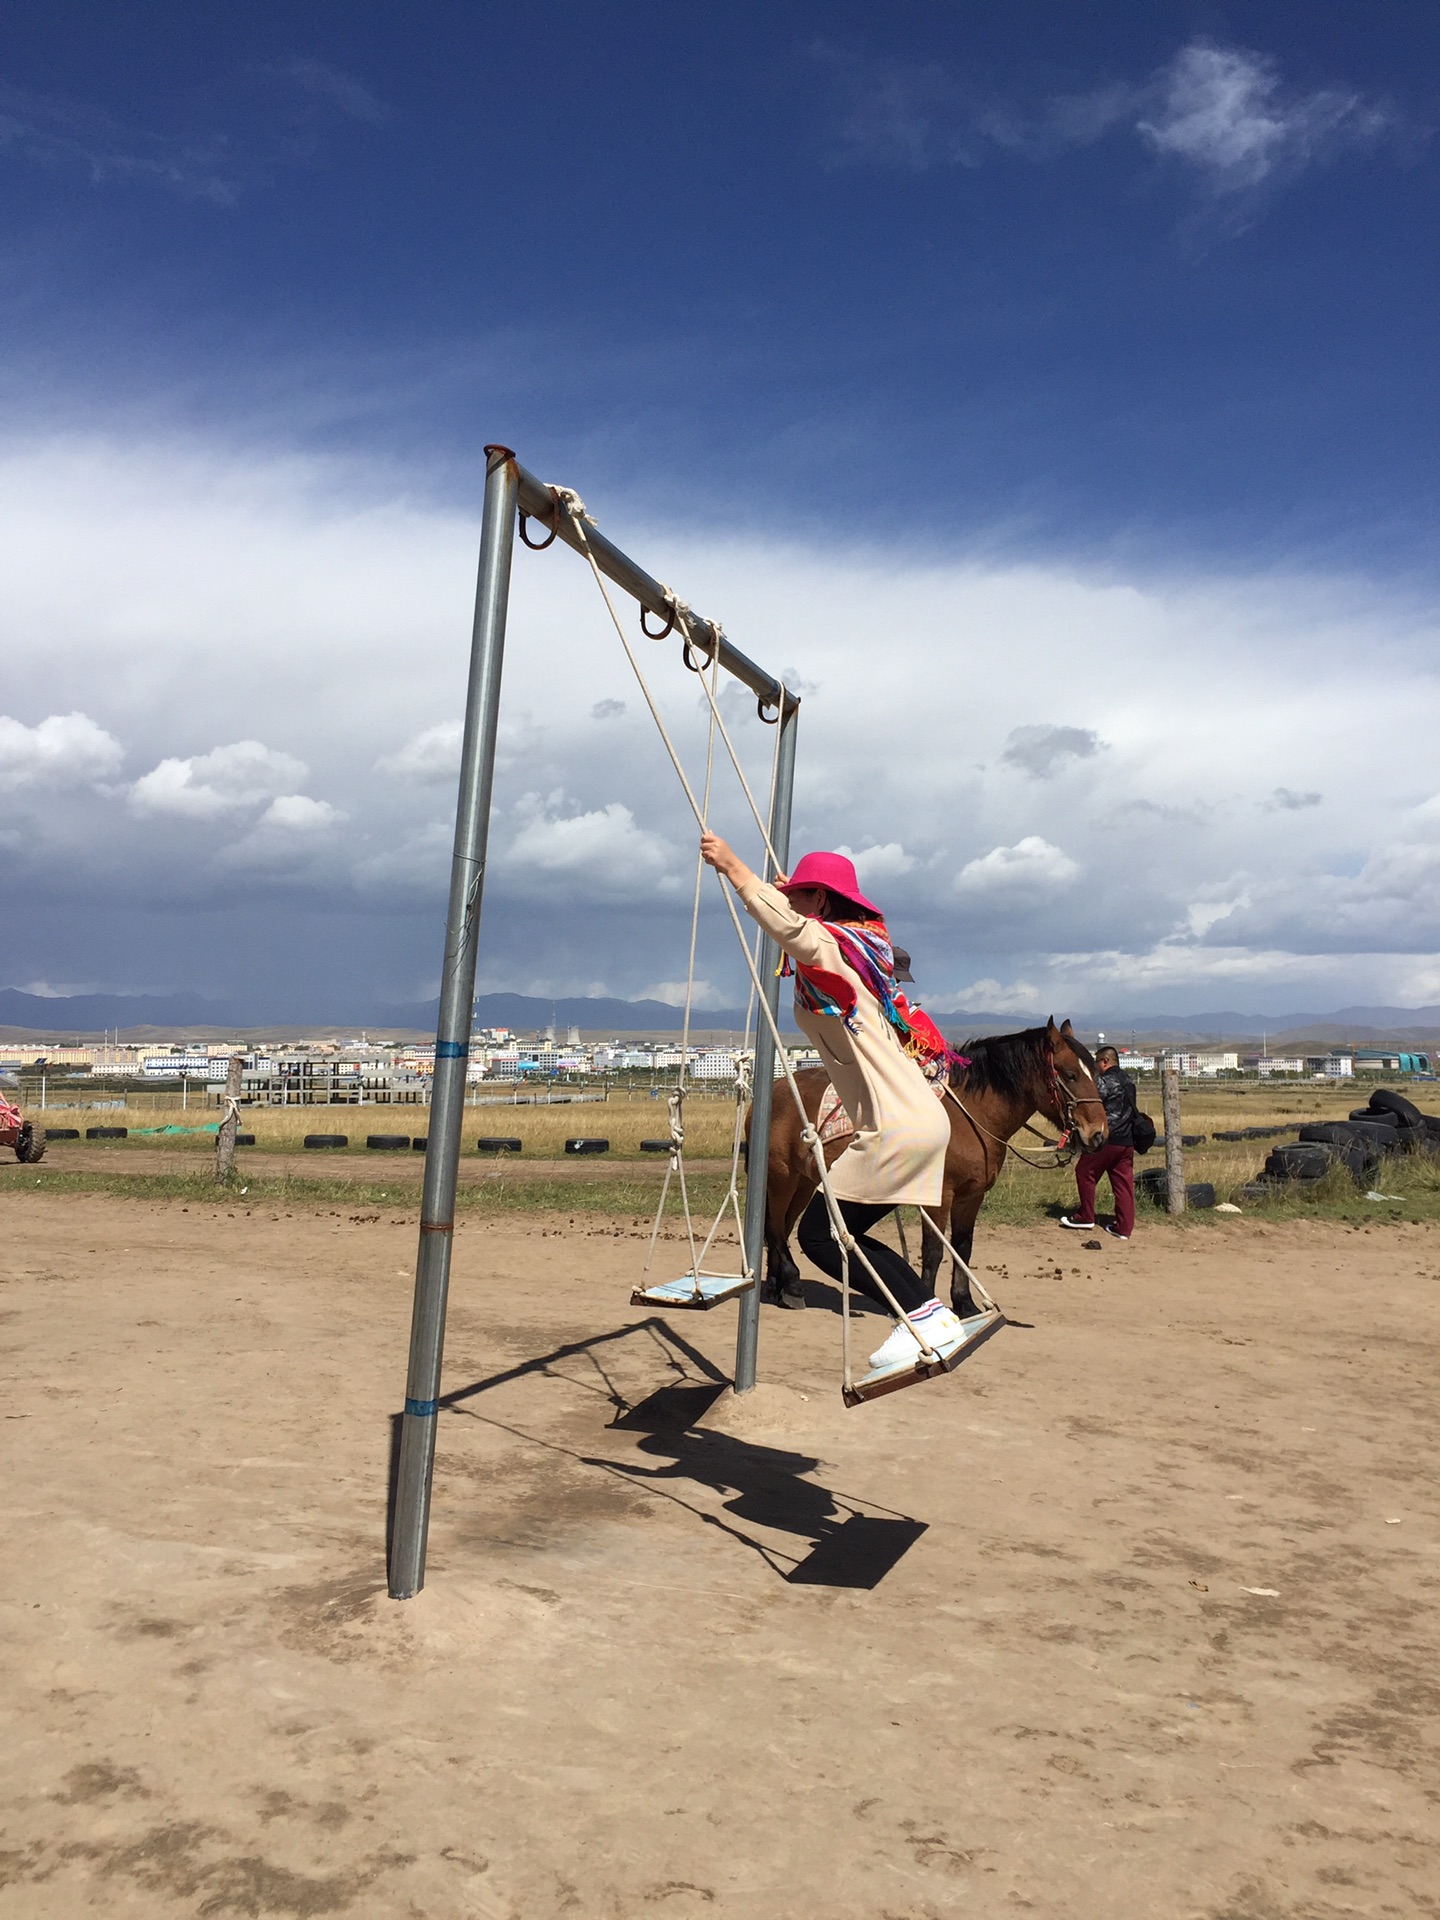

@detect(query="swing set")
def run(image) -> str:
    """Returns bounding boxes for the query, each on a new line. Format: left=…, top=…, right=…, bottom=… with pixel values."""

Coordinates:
left=388, top=447, right=1004, bottom=1600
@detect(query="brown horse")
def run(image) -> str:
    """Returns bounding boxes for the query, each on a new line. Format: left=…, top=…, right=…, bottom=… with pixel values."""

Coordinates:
left=752, top=1017, right=1106, bottom=1315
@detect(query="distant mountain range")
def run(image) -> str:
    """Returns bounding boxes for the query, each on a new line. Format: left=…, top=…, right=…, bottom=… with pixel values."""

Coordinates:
left=3, top=986, right=1440, bottom=1050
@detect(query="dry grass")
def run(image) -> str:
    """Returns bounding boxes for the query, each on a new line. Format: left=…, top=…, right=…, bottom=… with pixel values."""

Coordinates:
left=39, top=1089, right=745, bottom=1160
left=27, top=1075, right=1440, bottom=1228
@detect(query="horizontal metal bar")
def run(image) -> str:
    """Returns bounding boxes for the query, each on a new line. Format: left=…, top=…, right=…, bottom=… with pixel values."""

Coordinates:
left=512, top=458, right=798, bottom=717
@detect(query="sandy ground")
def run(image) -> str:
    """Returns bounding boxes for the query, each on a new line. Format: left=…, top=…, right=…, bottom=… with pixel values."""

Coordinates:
left=2, top=1193, right=1437, bottom=1920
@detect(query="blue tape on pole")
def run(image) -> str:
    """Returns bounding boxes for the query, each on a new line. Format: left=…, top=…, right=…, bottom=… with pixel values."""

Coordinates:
left=435, top=1041, right=469, bottom=1059
left=405, top=1397, right=439, bottom=1417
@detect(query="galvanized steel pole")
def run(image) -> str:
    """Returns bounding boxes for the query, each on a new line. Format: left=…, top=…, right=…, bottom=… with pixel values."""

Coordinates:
left=734, top=701, right=798, bottom=1393
left=389, top=445, right=519, bottom=1600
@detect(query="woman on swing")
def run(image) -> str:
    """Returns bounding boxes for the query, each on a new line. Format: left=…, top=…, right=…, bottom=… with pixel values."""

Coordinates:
left=700, top=832, right=967, bottom=1373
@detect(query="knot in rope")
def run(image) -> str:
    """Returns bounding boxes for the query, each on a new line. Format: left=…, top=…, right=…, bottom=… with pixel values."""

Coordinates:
left=551, top=486, right=594, bottom=527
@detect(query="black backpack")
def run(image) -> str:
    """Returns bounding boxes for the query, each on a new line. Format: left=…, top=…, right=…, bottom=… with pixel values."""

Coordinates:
left=1131, top=1107, right=1157, bottom=1154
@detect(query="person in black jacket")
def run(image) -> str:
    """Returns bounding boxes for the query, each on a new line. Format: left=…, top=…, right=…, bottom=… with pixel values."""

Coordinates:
left=1060, top=1045, right=1137, bottom=1240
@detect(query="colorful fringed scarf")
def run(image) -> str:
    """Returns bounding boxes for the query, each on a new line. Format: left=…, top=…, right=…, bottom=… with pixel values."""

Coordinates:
left=785, top=919, right=969, bottom=1074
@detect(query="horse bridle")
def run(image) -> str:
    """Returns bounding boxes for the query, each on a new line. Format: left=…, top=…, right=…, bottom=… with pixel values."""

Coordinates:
left=942, top=1044, right=1106, bottom=1171
left=1044, top=1045, right=1107, bottom=1143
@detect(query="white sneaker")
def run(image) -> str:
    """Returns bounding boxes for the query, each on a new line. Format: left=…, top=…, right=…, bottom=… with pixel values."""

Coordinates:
left=867, top=1307, right=963, bottom=1372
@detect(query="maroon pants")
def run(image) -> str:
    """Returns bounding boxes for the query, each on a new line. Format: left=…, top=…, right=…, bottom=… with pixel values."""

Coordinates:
left=1075, top=1144, right=1135, bottom=1236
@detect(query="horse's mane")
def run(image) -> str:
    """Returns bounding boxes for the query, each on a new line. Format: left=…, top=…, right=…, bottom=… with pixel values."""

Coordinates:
left=953, top=1024, right=1094, bottom=1098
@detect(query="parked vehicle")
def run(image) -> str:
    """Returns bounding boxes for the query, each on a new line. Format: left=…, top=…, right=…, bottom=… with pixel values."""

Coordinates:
left=0, top=1092, right=46, bottom=1162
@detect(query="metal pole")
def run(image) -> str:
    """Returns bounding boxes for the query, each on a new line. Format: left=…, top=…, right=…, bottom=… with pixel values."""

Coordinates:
left=734, top=702, right=799, bottom=1393
left=389, top=445, right=519, bottom=1600
left=1162, top=1061, right=1185, bottom=1215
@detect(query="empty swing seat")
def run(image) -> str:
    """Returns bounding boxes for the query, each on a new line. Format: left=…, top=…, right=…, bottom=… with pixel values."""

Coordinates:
left=843, top=1308, right=1006, bottom=1407
left=630, top=1273, right=756, bottom=1310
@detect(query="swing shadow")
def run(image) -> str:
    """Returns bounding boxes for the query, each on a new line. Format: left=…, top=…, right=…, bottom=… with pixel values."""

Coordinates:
left=387, top=1319, right=926, bottom=1590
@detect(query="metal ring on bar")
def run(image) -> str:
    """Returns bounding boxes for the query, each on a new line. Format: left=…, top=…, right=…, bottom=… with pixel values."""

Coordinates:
left=640, top=600, right=677, bottom=641
left=757, top=691, right=782, bottom=724
left=518, top=488, right=561, bottom=550
left=681, top=635, right=717, bottom=674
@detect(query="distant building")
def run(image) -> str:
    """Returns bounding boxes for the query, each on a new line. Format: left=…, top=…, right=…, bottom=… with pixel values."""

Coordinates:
left=1165, top=1051, right=1240, bottom=1076
left=691, top=1049, right=740, bottom=1081
left=1351, top=1049, right=1430, bottom=1074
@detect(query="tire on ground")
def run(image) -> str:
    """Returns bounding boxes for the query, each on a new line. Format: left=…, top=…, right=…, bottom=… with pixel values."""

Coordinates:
left=16, top=1123, right=46, bottom=1163
left=86, top=1126, right=128, bottom=1139
left=564, top=1138, right=609, bottom=1155
left=1368, top=1087, right=1425, bottom=1126
left=476, top=1137, right=523, bottom=1153
left=1137, top=1168, right=1214, bottom=1208
left=43, top=1126, right=80, bottom=1139
left=640, top=1139, right=673, bottom=1152
left=1264, top=1143, right=1332, bottom=1182
left=303, top=1134, right=348, bottom=1149
left=412, top=1137, right=427, bottom=1151
left=235, top=1133, right=256, bottom=1146
left=366, top=1135, right=410, bottom=1150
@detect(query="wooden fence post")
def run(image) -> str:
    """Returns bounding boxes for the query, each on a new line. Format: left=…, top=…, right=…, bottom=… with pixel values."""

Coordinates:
left=1162, top=1060, right=1185, bottom=1215
left=215, top=1054, right=243, bottom=1182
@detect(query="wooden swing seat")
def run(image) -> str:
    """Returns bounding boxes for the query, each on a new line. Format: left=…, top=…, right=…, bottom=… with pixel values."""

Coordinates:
left=843, top=1307, right=1006, bottom=1407
left=630, top=1273, right=756, bottom=1311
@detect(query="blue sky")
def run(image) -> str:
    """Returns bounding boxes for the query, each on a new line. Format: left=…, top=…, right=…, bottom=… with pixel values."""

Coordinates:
left=1, top=5, right=1438, bottom=1019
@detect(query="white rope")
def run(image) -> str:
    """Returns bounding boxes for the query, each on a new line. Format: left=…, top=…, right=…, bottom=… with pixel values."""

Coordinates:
left=558, top=493, right=997, bottom=1383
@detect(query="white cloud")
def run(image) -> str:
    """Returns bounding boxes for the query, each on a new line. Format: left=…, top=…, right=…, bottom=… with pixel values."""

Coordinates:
left=835, top=841, right=917, bottom=884
left=930, top=977, right=1043, bottom=1015
left=1138, top=43, right=1390, bottom=194
left=503, top=792, right=678, bottom=897
left=257, top=794, right=345, bottom=831
left=820, top=37, right=1403, bottom=219
left=376, top=721, right=462, bottom=782
left=0, top=711, right=123, bottom=791
left=128, top=740, right=307, bottom=819
left=955, top=836, right=1081, bottom=898
left=3, top=429, right=1440, bottom=1016
left=638, top=979, right=729, bottom=1010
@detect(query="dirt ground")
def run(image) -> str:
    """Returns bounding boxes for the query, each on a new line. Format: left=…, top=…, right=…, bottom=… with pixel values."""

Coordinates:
left=2, top=1193, right=1437, bottom=1919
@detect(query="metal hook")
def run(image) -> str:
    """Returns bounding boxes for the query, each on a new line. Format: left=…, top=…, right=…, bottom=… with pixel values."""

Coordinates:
left=640, top=601, right=677, bottom=641
left=517, top=487, right=561, bottom=550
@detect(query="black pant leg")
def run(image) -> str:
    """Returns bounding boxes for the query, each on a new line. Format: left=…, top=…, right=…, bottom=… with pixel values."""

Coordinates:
left=796, top=1195, right=931, bottom=1313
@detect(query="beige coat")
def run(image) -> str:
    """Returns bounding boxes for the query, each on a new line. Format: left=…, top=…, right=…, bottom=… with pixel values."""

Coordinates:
left=738, top=878, right=950, bottom=1206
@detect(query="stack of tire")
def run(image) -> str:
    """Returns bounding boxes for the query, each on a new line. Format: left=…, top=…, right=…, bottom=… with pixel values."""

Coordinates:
left=1250, top=1087, right=1439, bottom=1193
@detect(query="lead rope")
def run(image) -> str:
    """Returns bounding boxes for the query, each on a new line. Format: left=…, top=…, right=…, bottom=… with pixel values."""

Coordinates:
left=558, top=494, right=999, bottom=1386
left=940, top=1083, right=1077, bottom=1171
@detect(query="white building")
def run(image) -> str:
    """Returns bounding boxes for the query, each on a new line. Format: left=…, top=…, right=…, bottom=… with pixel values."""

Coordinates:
left=691, top=1049, right=740, bottom=1081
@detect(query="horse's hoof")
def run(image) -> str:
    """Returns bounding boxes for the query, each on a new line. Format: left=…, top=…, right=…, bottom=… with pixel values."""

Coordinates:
left=778, top=1285, right=807, bottom=1311
left=951, top=1293, right=977, bottom=1318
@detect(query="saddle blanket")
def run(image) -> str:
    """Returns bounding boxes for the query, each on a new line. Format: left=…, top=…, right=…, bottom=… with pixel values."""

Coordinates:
left=816, top=1075, right=947, bottom=1147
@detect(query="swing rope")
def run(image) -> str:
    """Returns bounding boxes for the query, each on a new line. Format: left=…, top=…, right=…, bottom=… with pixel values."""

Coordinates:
left=551, top=490, right=998, bottom=1389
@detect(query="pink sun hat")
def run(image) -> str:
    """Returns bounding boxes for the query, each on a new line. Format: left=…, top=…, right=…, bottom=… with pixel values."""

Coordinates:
left=777, top=850, right=880, bottom=917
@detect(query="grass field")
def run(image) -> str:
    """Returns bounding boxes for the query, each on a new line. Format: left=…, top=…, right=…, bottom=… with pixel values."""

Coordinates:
left=35, top=1086, right=746, bottom=1158
left=19, top=1076, right=1440, bottom=1226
